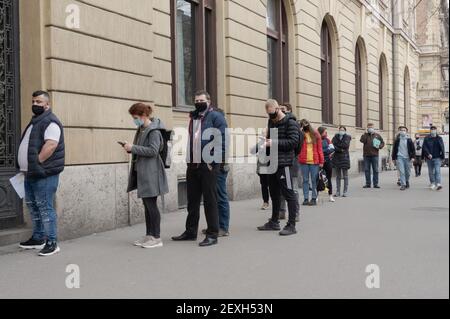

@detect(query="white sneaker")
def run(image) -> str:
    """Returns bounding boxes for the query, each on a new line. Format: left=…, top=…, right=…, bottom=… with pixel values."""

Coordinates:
left=141, top=237, right=163, bottom=249
left=436, top=184, right=443, bottom=191
left=329, top=195, right=335, bottom=202
left=430, top=184, right=437, bottom=191
left=133, top=236, right=151, bottom=247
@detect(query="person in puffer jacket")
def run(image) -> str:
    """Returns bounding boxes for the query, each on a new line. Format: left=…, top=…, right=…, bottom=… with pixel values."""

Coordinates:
left=298, top=119, right=324, bottom=206
left=257, top=99, right=300, bottom=236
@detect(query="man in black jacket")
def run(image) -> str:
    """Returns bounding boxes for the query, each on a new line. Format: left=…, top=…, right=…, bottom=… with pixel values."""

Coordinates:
left=392, top=126, right=415, bottom=191
left=257, top=99, right=300, bottom=236
left=422, top=126, right=446, bottom=191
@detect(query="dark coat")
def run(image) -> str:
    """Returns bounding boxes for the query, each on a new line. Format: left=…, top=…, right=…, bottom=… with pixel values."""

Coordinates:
left=19, top=110, right=65, bottom=178
left=422, top=135, right=445, bottom=160
left=392, top=137, right=415, bottom=160
left=267, top=114, right=300, bottom=168
left=331, top=134, right=351, bottom=170
left=360, top=132, right=385, bottom=157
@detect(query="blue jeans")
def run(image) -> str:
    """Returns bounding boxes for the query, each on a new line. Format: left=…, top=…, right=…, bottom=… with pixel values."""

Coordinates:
left=24, top=174, right=60, bottom=243
left=427, top=158, right=442, bottom=185
left=396, top=157, right=411, bottom=186
left=216, top=170, right=230, bottom=231
left=300, top=164, right=320, bottom=201
left=364, top=156, right=379, bottom=186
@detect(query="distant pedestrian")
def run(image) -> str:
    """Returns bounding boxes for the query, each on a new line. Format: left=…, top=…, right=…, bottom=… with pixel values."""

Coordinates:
left=413, top=134, right=423, bottom=177
left=392, top=126, right=415, bottom=191
left=318, top=127, right=335, bottom=202
left=422, top=126, right=445, bottom=191
left=331, top=126, right=351, bottom=197
left=360, top=123, right=385, bottom=188
left=298, top=120, right=324, bottom=206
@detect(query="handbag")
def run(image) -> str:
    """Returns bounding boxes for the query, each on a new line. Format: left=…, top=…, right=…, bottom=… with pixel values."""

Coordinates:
left=316, top=169, right=327, bottom=192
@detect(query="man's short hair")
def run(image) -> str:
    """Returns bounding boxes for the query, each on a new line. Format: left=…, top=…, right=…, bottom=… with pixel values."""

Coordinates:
left=367, top=123, right=374, bottom=127
left=265, top=99, right=279, bottom=109
left=430, top=125, right=437, bottom=130
left=194, top=90, right=211, bottom=101
left=32, top=90, right=50, bottom=101
left=398, top=126, right=408, bottom=131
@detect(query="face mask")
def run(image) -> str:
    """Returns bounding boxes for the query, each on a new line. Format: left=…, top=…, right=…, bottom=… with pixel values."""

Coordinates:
left=32, top=104, right=45, bottom=116
left=194, top=102, right=208, bottom=113
left=431, top=130, right=437, bottom=137
left=338, top=131, right=346, bottom=136
left=368, top=128, right=375, bottom=134
left=133, top=118, right=144, bottom=127
left=399, top=131, right=407, bottom=137
left=268, top=110, right=278, bottom=120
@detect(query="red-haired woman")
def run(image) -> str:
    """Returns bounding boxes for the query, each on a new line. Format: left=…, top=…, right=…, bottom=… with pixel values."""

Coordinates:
left=122, top=103, right=169, bottom=249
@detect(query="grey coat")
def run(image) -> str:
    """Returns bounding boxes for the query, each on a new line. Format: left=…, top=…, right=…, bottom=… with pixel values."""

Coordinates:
left=127, top=118, right=169, bottom=199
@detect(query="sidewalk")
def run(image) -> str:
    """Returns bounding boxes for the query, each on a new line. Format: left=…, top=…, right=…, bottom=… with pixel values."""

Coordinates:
left=0, top=169, right=448, bottom=299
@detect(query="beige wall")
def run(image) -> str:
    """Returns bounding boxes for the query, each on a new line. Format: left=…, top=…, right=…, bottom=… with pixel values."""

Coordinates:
left=17, top=0, right=421, bottom=238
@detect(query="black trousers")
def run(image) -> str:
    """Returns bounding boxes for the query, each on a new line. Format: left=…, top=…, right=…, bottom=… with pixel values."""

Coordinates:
left=323, top=161, right=333, bottom=195
left=258, top=173, right=270, bottom=203
left=268, top=166, right=299, bottom=225
left=185, top=164, right=220, bottom=238
left=414, top=156, right=422, bottom=175
left=142, top=197, right=161, bottom=238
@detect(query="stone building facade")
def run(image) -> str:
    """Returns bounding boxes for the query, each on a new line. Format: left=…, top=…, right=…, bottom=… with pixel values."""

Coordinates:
left=0, top=0, right=420, bottom=243
left=416, top=0, right=449, bottom=133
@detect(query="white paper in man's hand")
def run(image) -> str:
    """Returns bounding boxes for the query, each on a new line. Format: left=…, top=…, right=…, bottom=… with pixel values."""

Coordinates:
left=9, top=173, right=25, bottom=199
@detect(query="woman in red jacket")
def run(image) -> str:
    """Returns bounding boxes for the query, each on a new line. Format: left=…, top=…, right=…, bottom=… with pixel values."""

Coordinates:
left=298, top=119, right=324, bottom=206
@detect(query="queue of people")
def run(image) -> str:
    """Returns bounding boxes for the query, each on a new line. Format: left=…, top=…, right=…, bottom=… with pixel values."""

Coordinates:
left=16, top=90, right=446, bottom=256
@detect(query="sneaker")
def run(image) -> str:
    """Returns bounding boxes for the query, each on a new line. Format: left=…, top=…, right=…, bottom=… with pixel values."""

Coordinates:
left=38, top=241, right=60, bottom=257
left=261, top=202, right=269, bottom=210
left=279, top=211, right=286, bottom=220
left=141, top=236, right=163, bottom=249
left=279, top=224, right=297, bottom=236
left=133, top=236, right=151, bottom=247
left=436, top=184, right=443, bottom=191
left=400, top=185, right=406, bottom=191
left=19, top=238, right=45, bottom=250
left=363, top=185, right=371, bottom=189
left=219, top=229, right=230, bottom=237
left=329, top=195, right=335, bottom=202
left=257, top=221, right=281, bottom=231
left=406, top=182, right=410, bottom=189
left=430, top=184, right=437, bottom=190
left=342, top=192, right=348, bottom=197
left=302, top=199, right=310, bottom=206
left=397, top=180, right=401, bottom=186
left=374, top=185, right=380, bottom=189
left=308, top=199, right=317, bottom=206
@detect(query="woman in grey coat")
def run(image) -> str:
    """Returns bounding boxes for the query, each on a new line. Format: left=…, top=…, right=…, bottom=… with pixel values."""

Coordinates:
left=123, top=103, right=169, bottom=249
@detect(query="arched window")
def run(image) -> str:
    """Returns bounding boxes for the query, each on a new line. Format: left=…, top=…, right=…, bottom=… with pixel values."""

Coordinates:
left=267, top=0, right=289, bottom=102
left=404, top=67, right=411, bottom=127
left=321, top=20, right=333, bottom=124
left=171, top=0, right=217, bottom=108
left=379, top=62, right=384, bottom=130
left=355, top=44, right=363, bottom=128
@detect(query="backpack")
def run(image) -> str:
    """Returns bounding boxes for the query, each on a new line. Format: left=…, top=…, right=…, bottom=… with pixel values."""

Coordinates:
left=152, top=129, right=173, bottom=169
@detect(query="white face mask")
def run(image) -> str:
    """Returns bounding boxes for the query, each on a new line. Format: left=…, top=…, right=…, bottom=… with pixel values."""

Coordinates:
left=368, top=128, right=375, bottom=134
left=431, top=130, right=437, bottom=136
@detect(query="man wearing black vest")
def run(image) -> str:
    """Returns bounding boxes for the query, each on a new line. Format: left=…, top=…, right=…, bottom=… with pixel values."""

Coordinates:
left=18, top=91, right=65, bottom=256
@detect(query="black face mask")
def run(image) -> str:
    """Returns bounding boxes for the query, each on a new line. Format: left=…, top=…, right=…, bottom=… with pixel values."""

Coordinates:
left=32, top=104, right=45, bottom=116
left=303, top=125, right=310, bottom=131
left=194, top=102, right=208, bottom=113
left=269, top=110, right=278, bottom=120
